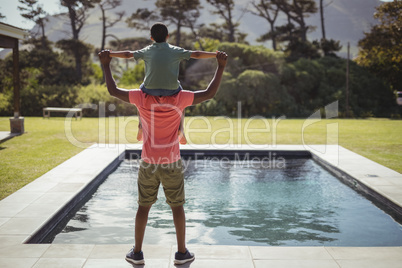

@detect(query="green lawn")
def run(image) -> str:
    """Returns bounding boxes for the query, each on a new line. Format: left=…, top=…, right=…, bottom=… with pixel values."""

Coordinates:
left=1, top=116, right=401, bottom=200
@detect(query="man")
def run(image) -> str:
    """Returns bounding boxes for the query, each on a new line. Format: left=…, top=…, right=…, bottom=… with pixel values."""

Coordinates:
left=109, top=22, right=217, bottom=144
left=98, top=49, right=228, bottom=265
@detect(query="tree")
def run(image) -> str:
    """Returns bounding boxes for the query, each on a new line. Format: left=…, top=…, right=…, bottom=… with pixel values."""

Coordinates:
left=18, top=0, right=48, bottom=45
left=20, top=38, right=77, bottom=85
left=258, top=0, right=320, bottom=60
left=206, top=0, right=246, bottom=43
left=318, top=38, right=341, bottom=57
left=155, top=0, right=201, bottom=47
left=99, top=0, right=124, bottom=51
left=61, top=0, right=99, bottom=40
left=60, top=0, right=100, bottom=82
left=356, top=1, right=402, bottom=91
left=196, top=24, right=247, bottom=44
left=126, top=8, right=159, bottom=32
left=285, top=39, right=321, bottom=61
left=56, top=39, right=94, bottom=84
left=180, top=4, right=205, bottom=50
left=318, top=0, right=341, bottom=57
left=272, top=0, right=317, bottom=42
left=249, top=0, right=280, bottom=50
left=319, top=0, right=325, bottom=40
left=0, top=37, right=82, bottom=116
left=127, top=2, right=205, bottom=48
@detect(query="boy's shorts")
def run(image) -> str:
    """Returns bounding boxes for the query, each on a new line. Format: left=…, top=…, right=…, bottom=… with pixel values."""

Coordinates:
left=140, top=83, right=182, bottom=97
left=137, top=159, right=185, bottom=207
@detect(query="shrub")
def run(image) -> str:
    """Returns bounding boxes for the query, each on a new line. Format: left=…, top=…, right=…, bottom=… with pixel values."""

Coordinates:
left=119, top=61, right=144, bottom=87
left=76, top=84, right=138, bottom=117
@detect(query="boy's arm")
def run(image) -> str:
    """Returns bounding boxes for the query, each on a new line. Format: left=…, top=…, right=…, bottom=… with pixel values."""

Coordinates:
left=192, top=51, right=228, bottom=105
left=98, top=50, right=131, bottom=103
left=109, top=51, right=133, bottom=59
left=190, top=51, right=217, bottom=59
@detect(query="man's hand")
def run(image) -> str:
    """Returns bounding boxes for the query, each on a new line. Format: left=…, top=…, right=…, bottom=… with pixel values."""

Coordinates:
left=216, top=51, right=228, bottom=68
left=98, top=50, right=112, bottom=65
left=98, top=49, right=130, bottom=103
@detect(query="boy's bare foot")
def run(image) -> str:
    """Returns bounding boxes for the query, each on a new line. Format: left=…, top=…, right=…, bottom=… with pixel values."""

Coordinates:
left=178, top=130, right=187, bottom=145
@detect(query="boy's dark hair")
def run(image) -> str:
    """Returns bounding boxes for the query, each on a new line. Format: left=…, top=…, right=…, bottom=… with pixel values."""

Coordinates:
left=150, top=22, right=169, bottom=43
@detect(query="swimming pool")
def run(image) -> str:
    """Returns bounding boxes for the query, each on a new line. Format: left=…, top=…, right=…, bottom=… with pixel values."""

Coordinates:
left=43, top=156, right=402, bottom=246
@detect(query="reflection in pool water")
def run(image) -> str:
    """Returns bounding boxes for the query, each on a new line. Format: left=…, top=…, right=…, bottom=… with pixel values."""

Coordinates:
left=45, top=159, right=402, bottom=246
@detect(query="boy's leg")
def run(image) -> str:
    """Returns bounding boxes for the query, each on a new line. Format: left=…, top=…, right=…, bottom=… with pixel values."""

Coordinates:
left=171, top=205, right=186, bottom=253
left=178, top=113, right=187, bottom=145
left=134, top=205, right=151, bottom=253
left=137, top=117, right=143, bottom=141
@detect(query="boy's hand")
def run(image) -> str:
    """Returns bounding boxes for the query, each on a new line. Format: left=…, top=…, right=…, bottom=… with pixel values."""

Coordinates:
left=98, top=50, right=112, bottom=65
left=216, top=51, right=228, bottom=68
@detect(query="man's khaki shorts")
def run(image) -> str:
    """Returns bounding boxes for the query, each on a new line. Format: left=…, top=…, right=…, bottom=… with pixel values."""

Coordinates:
left=137, top=159, right=185, bottom=207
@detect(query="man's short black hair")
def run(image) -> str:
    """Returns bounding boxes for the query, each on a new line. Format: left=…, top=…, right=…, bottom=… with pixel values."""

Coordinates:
left=151, top=22, right=168, bottom=43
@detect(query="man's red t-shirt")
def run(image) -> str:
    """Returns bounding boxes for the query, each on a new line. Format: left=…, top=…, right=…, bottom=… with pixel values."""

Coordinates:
left=129, top=90, right=194, bottom=164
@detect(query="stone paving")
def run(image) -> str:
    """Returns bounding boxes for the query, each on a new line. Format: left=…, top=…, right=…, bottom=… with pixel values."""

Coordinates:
left=0, top=131, right=19, bottom=143
left=0, top=144, right=401, bottom=268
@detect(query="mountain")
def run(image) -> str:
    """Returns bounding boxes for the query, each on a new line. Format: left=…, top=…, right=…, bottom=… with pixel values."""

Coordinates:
left=7, top=0, right=381, bottom=59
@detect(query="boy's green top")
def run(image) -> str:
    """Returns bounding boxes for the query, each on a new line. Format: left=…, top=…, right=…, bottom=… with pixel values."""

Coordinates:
left=132, top=42, right=192, bottom=90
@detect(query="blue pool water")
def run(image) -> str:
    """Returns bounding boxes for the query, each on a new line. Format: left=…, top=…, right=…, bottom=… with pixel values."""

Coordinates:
left=46, top=158, right=402, bottom=246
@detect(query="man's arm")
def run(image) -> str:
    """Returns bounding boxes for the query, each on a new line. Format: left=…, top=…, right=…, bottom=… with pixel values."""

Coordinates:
left=109, top=50, right=133, bottom=59
left=190, top=51, right=217, bottom=59
left=192, top=51, right=228, bottom=105
left=98, top=50, right=131, bottom=103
